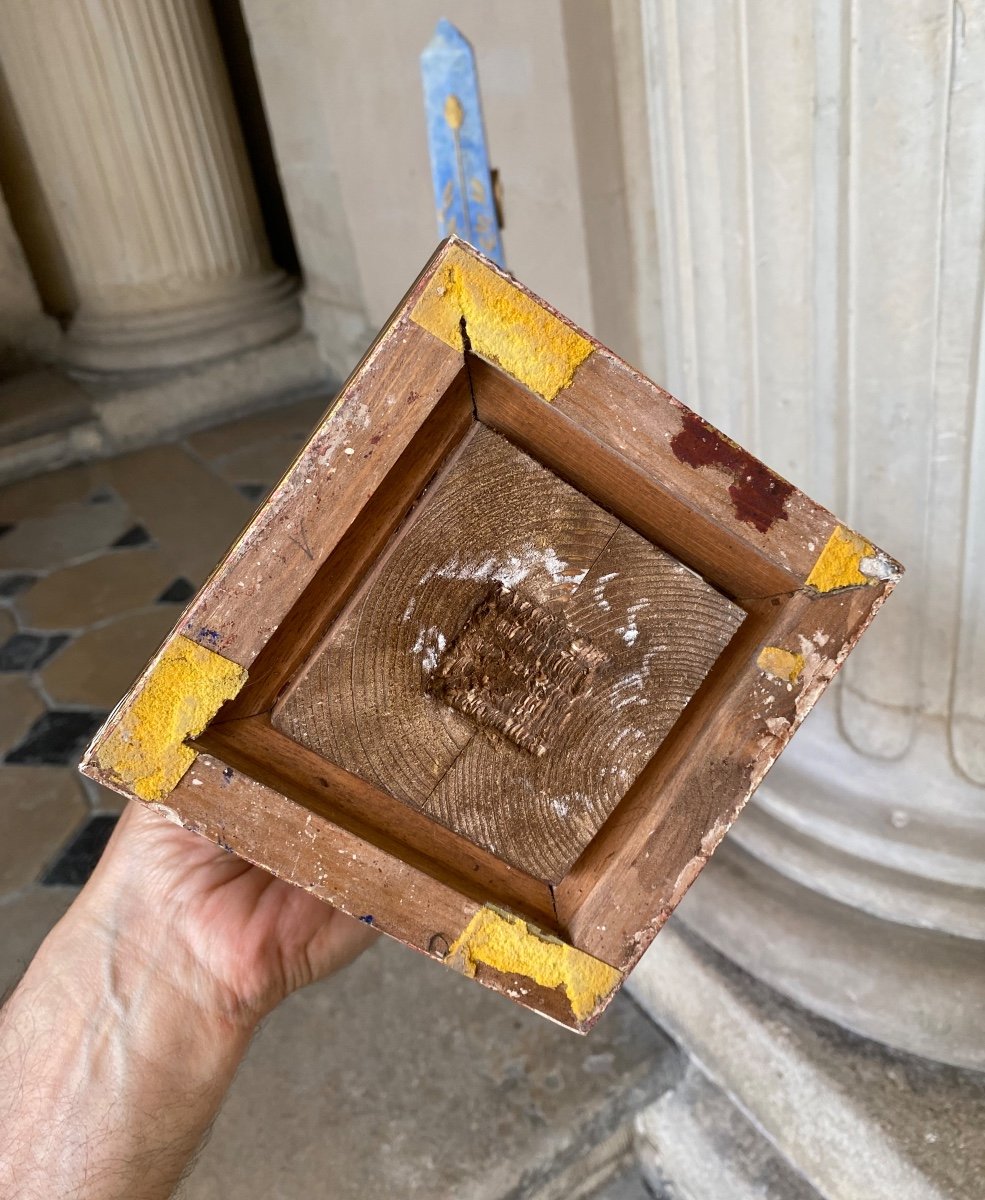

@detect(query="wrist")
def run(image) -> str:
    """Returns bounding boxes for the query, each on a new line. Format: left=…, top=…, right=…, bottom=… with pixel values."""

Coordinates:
left=1, top=895, right=253, bottom=1200
left=53, top=886, right=258, bottom=1057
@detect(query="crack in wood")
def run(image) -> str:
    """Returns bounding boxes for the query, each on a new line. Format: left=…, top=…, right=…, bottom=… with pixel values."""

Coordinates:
left=459, top=315, right=479, bottom=419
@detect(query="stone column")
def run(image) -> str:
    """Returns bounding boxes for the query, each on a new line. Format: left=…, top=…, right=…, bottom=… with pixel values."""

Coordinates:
left=0, top=0, right=300, bottom=373
left=634, top=0, right=985, bottom=1068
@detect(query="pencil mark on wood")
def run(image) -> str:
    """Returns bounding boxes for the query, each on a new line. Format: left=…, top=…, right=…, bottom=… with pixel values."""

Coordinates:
left=287, top=516, right=314, bottom=561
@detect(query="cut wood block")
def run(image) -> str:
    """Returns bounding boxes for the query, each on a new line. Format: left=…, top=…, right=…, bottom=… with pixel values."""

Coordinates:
left=273, top=428, right=744, bottom=882
left=81, top=238, right=902, bottom=1032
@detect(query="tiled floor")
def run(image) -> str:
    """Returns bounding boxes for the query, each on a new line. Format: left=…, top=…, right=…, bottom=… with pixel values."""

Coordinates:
left=0, top=391, right=674, bottom=1198
left=0, top=392, right=330, bottom=885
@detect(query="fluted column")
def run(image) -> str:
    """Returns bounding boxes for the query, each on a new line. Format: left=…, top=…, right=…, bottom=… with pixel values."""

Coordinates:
left=636, top=0, right=985, bottom=1068
left=0, top=0, right=300, bottom=372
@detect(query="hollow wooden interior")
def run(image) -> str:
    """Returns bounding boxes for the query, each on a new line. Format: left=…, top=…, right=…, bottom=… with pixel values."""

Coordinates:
left=197, top=354, right=802, bottom=965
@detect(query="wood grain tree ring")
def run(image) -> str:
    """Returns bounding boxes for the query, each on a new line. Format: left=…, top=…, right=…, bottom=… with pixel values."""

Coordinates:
left=273, top=428, right=744, bottom=880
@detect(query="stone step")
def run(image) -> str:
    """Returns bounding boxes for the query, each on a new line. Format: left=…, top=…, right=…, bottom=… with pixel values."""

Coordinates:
left=629, top=924, right=985, bottom=1200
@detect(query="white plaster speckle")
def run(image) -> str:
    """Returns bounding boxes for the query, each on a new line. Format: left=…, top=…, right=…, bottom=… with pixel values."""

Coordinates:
left=147, top=802, right=184, bottom=827
left=411, top=626, right=447, bottom=674
left=618, top=599, right=649, bottom=648
left=427, top=545, right=584, bottom=590
left=614, top=671, right=645, bottom=693
left=860, top=553, right=898, bottom=581
left=700, top=817, right=730, bottom=856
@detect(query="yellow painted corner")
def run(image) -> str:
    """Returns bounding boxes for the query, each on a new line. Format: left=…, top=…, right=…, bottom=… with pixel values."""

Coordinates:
left=410, top=244, right=593, bottom=402
left=757, top=646, right=805, bottom=684
left=447, top=906, right=621, bottom=1022
left=94, top=635, right=246, bottom=801
left=805, top=526, right=874, bottom=593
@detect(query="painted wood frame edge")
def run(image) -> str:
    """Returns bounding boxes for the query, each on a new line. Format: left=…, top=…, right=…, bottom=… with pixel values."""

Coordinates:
left=80, top=237, right=903, bottom=1033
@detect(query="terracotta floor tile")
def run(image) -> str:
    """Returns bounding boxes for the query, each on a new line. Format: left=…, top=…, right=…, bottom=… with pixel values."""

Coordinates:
left=40, top=606, right=177, bottom=708
left=99, top=445, right=252, bottom=584
left=0, top=495, right=131, bottom=572
left=0, top=766, right=87, bottom=892
left=155, top=576, right=195, bottom=604
left=16, top=548, right=175, bottom=631
left=41, top=813, right=118, bottom=885
left=5, top=710, right=107, bottom=766
left=0, top=461, right=105, bottom=523
left=211, top=438, right=304, bottom=489
left=0, top=887, right=77, bottom=995
left=0, top=676, right=45, bottom=756
left=0, top=574, right=37, bottom=599
left=185, top=393, right=332, bottom=462
left=0, top=631, right=69, bottom=671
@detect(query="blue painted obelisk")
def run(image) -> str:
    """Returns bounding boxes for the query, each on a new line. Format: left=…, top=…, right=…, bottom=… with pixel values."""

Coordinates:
left=420, top=19, right=505, bottom=266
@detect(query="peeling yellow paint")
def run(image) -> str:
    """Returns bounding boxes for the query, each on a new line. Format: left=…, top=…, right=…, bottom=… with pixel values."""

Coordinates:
left=94, top=635, right=246, bottom=800
left=805, top=526, right=875, bottom=592
left=411, top=243, right=593, bottom=401
left=446, top=906, right=621, bottom=1022
left=757, top=645, right=805, bottom=683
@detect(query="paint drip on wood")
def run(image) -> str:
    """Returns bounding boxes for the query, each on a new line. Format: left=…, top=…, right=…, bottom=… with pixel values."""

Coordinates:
left=805, top=526, right=875, bottom=592
left=670, top=411, right=794, bottom=533
left=756, top=645, right=805, bottom=683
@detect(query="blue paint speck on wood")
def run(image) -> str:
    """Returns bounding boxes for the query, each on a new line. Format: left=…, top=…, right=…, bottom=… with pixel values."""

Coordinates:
left=421, top=19, right=504, bottom=266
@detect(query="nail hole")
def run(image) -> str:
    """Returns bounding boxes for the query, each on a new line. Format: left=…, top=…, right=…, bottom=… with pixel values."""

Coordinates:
left=428, top=933, right=450, bottom=959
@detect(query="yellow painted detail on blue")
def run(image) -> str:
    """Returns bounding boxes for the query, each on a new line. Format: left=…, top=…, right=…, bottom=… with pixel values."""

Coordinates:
left=411, top=243, right=593, bottom=402
left=421, top=20, right=504, bottom=262
left=93, top=635, right=246, bottom=801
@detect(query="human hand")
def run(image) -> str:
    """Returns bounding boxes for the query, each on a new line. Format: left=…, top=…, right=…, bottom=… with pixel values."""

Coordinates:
left=0, top=800, right=376, bottom=1200
left=81, top=800, right=378, bottom=1027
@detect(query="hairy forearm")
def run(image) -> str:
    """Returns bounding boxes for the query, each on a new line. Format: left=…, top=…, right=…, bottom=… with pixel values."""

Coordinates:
left=0, top=898, right=253, bottom=1200
left=0, top=800, right=374, bottom=1198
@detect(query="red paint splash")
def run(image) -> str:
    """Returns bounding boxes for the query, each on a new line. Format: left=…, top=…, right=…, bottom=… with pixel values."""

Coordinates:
left=670, top=411, right=793, bottom=534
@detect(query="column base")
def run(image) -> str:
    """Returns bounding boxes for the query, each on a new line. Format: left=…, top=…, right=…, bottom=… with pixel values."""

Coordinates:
left=630, top=926, right=985, bottom=1200
left=676, top=839, right=985, bottom=1070
left=62, top=271, right=302, bottom=374
left=0, top=328, right=332, bottom=487
left=665, top=696, right=985, bottom=1071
